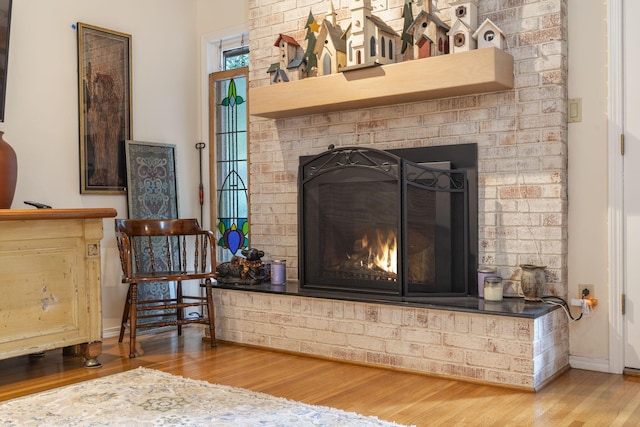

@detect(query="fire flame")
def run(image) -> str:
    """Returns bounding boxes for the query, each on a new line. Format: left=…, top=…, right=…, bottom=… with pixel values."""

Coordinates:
left=361, top=230, right=397, bottom=274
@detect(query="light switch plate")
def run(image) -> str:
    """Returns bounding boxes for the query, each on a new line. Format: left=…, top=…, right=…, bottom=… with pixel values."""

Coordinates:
left=568, top=98, right=582, bottom=123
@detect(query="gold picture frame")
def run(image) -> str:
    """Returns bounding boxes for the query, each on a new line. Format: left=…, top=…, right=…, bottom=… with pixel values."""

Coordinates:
left=77, top=22, right=132, bottom=194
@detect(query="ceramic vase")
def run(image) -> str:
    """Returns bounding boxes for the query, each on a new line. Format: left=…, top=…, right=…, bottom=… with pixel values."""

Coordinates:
left=520, top=264, right=545, bottom=301
left=0, top=131, right=17, bottom=209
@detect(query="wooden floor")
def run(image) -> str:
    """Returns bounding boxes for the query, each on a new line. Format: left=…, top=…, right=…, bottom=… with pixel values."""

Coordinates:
left=1, top=327, right=640, bottom=426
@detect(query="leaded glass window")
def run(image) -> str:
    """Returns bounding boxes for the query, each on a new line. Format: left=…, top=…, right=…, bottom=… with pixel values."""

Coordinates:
left=211, top=49, right=249, bottom=264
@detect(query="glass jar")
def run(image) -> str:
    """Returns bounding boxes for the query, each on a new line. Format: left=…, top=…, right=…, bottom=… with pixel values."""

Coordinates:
left=477, top=267, right=497, bottom=298
left=271, top=260, right=286, bottom=285
left=484, top=276, right=503, bottom=302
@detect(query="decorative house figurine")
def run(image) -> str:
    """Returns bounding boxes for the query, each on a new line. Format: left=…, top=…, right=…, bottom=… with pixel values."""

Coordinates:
left=270, top=34, right=306, bottom=83
left=448, top=0, right=479, bottom=53
left=266, top=0, right=503, bottom=82
left=313, top=2, right=347, bottom=76
left=343, top=0, right=400, bottom=69
left=266, top=63, right=290, bottom=84
left=407, top=1, right=450, bottom=59
left=473, top=18, right=506, bottom=50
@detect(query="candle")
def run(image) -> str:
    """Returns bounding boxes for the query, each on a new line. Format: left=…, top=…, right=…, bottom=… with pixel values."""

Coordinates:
left=484, top=276, right=503, bottom=302
left=271, top=260, right=286, bottom=285
left=477, top=267, right=496, bottom=298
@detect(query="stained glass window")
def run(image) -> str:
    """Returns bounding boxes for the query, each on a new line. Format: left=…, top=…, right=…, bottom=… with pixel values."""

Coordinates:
left=213, top=48, right=249, bottom=263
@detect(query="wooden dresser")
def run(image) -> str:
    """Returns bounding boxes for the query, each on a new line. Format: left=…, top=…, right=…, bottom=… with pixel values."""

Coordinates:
left=0, top=208, right=117, bottom=367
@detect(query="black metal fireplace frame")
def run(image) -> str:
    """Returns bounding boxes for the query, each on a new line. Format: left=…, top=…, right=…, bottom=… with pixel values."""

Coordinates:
left=298, top=144, right=478, bottom=300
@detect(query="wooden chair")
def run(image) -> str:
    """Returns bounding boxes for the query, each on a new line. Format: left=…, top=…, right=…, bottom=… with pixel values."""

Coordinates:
left=115, top=218, right=217, bottom=357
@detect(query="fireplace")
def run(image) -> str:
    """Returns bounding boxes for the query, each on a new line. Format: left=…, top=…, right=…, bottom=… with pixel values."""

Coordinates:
left=298, top=144, right=478, bottom=300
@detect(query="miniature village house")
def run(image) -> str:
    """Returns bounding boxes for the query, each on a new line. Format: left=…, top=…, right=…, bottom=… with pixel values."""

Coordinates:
left=314, top=2, right=347, bottom=76
left=407, top=4, right=450, bottom=59
left=448, top=0, right=479, bottom=53
left=265, top=0, right=507, bottom=82
left=344, top=0, right=400, bottom=68
left=268, top=34, right=306, bottom=84
left=473, top=18, right=506, bottom=50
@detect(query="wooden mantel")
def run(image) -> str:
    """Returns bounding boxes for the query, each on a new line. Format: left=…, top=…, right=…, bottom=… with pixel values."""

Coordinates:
left=0, top=207, right=117, bottom=367
left=250, top=47, right=514, bottom=119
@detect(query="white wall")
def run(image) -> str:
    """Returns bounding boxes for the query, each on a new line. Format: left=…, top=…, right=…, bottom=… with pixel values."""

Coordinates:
left=567, top=0, right=610, bottom=368
left=0, top=0, right=247, bottom=335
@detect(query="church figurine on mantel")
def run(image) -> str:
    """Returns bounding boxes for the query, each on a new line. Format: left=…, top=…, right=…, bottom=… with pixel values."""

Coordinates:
left=339, top=0, right=401, bottom=71
left=313, top=2, right=346, bottom=76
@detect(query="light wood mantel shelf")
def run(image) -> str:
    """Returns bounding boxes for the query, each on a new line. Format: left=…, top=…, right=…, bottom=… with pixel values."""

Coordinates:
left=250, top=47, right=514, bottom=119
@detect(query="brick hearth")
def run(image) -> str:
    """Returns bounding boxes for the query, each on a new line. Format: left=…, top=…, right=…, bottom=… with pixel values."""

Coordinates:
left=212, top=287, right=568, bottom=390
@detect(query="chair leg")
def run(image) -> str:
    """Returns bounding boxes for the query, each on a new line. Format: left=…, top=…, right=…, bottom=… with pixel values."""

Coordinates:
left=129, top=283, right=139, bottom=358
left=118, top=286, right=131, bottom=343
left=205, top=278, right=216, bottom=347
left=177, top=281, right=183, bottom=336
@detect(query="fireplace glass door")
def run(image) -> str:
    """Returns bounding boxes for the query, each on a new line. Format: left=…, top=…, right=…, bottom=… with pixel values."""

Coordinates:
left=300, top=150, right=402, bottom=296
left=402, top=161, right=468, bottom=296
left=299, top=147, right=472, bottom=299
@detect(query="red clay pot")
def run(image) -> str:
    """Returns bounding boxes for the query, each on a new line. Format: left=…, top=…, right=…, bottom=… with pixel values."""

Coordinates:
left=0, top=131, right=17, bottom=209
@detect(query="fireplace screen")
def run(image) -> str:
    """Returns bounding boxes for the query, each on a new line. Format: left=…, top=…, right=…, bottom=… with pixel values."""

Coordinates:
left=299, top=146, right=475, bottom=299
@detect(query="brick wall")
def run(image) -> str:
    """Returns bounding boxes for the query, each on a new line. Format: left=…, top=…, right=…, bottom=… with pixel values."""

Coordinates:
left=248, top=0, right=568, bottom=296
left=213, top=289, right=569, bottom=389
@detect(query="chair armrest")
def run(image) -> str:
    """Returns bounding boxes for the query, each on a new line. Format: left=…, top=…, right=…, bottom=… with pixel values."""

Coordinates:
left=116, top=231, right=134, bottom=279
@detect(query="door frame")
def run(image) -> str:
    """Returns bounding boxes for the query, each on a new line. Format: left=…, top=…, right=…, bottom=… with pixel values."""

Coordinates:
left=608, top=0, right=625, bottom=374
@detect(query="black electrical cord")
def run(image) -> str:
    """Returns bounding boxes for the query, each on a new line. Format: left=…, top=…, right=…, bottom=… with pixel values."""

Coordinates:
left=541, top=295, right=583, bottom=321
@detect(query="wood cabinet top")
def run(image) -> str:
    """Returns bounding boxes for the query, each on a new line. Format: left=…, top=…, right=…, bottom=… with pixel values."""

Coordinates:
left=0, top=208, right=118, bottom=221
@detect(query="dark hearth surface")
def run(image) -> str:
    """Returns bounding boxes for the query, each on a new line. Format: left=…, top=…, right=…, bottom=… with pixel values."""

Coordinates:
left=211, top=281, right=559, bottom=319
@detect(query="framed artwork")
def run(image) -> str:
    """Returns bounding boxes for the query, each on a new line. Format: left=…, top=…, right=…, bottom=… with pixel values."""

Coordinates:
left=77, top=22, right=132, bottom=194
left=125, top=140, right=179, bottom=220
left=124, top=140, right=179, bottom=320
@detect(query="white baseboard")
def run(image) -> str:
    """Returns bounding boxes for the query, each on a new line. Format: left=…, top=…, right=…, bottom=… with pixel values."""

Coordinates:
left=103, top=326, right=121, bottom=339
left=102, top=324, right=201, bottom=340
left=569, top=355, right=612, bottom=373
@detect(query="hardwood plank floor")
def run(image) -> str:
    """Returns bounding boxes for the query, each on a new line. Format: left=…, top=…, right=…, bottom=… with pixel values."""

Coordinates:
left=1, top=327, right=639, bottom=426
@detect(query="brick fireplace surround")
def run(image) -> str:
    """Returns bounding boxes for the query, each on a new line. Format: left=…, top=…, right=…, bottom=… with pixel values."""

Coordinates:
left=212, top=0, right=569, bottom=391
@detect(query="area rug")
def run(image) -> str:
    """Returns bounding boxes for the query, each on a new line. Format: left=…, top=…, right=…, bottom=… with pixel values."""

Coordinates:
left=0, top=367, right=411, bottom=426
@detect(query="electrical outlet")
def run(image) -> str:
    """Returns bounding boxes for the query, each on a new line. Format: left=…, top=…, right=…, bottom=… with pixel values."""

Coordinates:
left=581, top=299, right=591, bottom=315
left=579, top=284, right=595, bottom=299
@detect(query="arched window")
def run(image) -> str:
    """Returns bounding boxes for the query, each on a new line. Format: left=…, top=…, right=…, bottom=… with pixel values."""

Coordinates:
left=322, top=54, right=331, bottom=75
left=348, top=41, right=353, bottom=62
left=389, top=40, right=393, bottom=60
left=438, top=38, right=443, bottom=53
left=381, top=36, right=386, bottom=57
left=370, top=36, right=376, bottom=57
left=357, top=50, right=362, bottom=64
